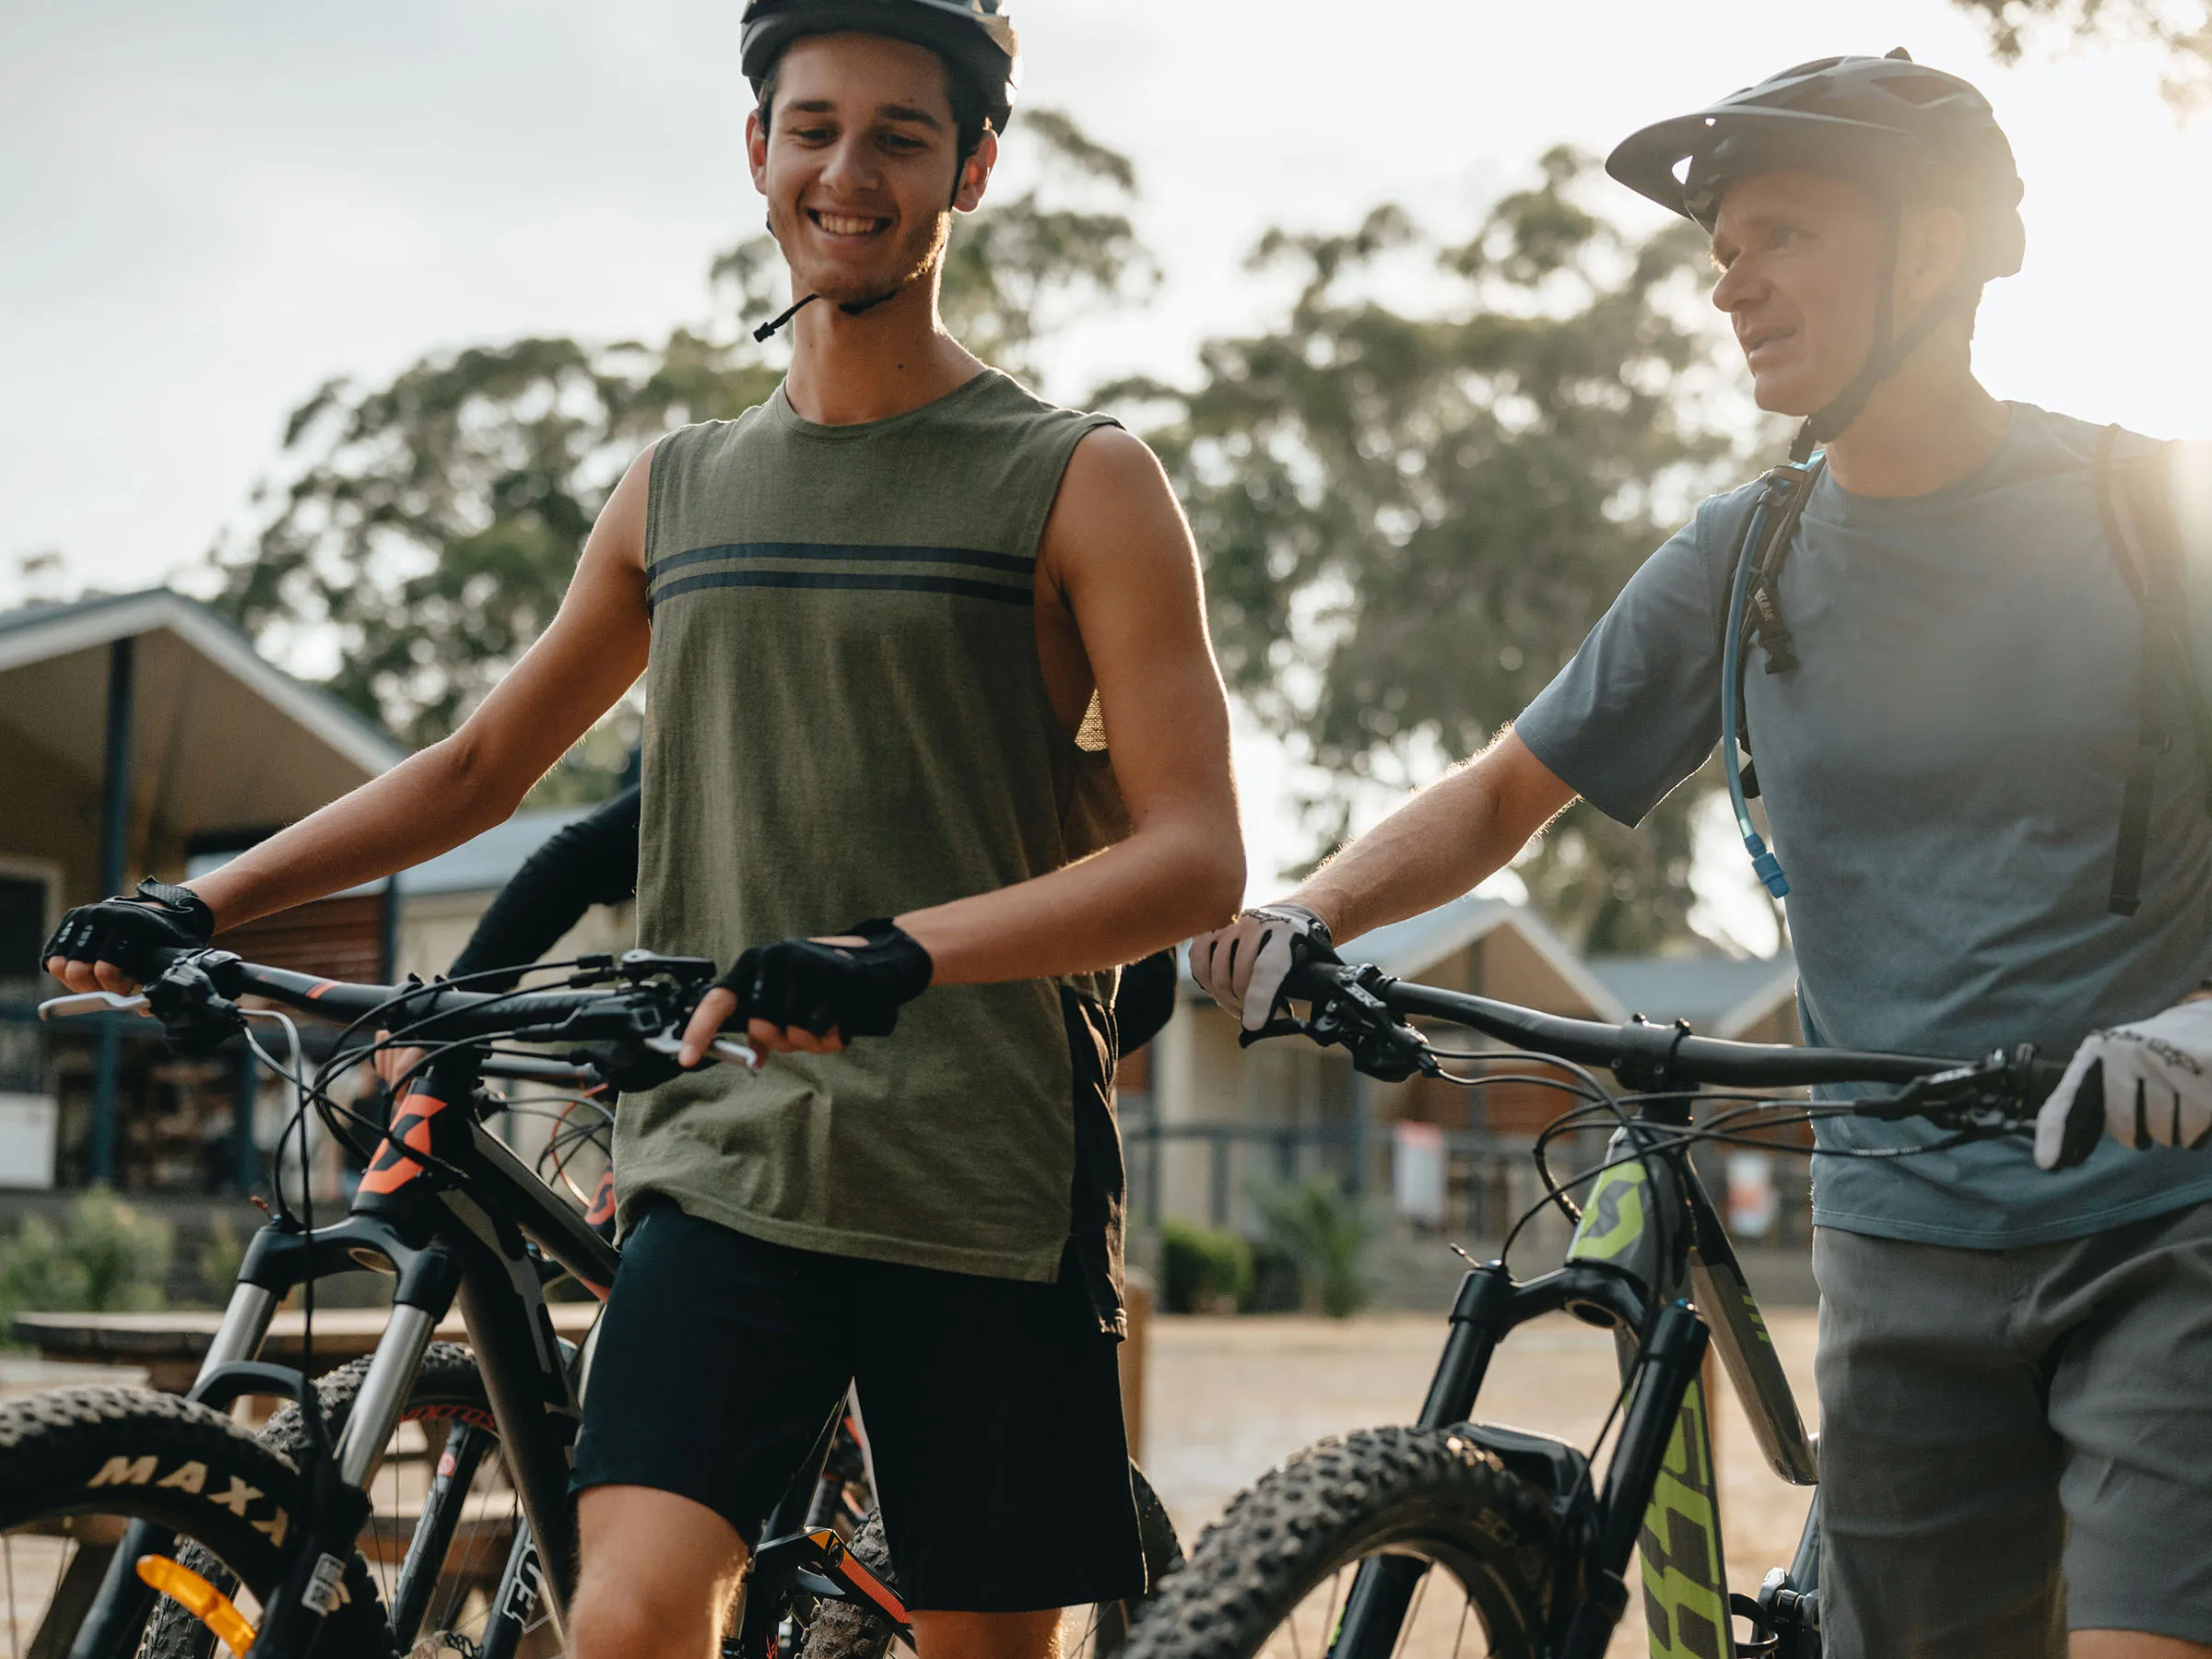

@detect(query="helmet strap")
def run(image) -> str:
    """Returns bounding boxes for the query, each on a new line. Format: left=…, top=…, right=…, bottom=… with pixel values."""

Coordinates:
left=754, top=292, right=822, bottom=342
left=1791, top=199, right=1965, bottom=461
left=750, top=285, right=904, bottom=344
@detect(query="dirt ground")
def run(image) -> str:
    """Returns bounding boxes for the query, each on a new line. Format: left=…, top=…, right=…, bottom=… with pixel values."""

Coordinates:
left=1142, top=1308, right=1822, bottom=1658
left=4, top=1309, right=1821, bottom=1656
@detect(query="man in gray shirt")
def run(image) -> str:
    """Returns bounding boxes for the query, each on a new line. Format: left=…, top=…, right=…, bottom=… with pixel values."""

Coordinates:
left=1194, top=53, right=2212, bottom=1659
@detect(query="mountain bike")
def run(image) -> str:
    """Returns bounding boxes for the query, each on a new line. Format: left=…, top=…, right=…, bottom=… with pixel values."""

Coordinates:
left=3, top=945, right=1178, bottom=1659
left=1120, top=959, right=2059, bottom=1659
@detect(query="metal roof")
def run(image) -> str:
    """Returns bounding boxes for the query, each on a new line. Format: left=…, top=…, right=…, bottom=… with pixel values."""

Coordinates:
left=187, top=804, right=599, bottom=898
left=0, top=589, right=405, bottom=776
left=392, top=806, right=601, bottom=896
left=1583, top=950, right=1799, bottom=1039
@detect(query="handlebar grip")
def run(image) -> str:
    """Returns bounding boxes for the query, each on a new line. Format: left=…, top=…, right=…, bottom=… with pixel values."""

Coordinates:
left=1278, top=959, right=1359, bottom=1003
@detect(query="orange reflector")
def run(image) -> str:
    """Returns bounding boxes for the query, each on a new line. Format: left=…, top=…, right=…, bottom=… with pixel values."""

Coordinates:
left=136, top=1554, right=258, bottom=1655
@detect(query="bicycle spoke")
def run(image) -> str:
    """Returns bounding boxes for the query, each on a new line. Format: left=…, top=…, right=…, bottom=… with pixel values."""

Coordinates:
left=1312, top=1564, right=1344, bottom=1659
left=1387, top=1563, right=1430, bottom=1659
left=1449, top=1594, right=1470, bottom=1659
left=4, top=1534, right=20, bottom=1659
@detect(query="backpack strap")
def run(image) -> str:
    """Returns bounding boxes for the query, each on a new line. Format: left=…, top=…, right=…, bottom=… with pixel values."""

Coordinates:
left=1726, top=458, right=1825, bottom=798
left=2093, top=424, right=2212, bottom=916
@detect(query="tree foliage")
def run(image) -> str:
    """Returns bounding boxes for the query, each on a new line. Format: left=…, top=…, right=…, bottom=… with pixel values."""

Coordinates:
left=1951, top=0, right=2212, bottom=112
left=1119, top=147, right=1747, bottom=952
left=205, top=110, right=1150, bottom=782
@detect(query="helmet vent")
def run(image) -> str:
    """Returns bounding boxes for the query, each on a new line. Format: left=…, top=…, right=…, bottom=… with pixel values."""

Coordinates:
left=1883, top=76, right=1954, bottom=105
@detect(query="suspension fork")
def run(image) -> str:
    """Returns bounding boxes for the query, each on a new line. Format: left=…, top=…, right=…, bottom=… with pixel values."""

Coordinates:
left=249, top=1260, right=458, bottom=1659
left=1559, top=1301, right=1712, bottom=1659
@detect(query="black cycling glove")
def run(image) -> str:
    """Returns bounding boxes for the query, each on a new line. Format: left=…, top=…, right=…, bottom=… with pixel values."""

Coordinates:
left=715, top=919, right=933, bottom=1041
left=42, top=879, right=216, bottom=982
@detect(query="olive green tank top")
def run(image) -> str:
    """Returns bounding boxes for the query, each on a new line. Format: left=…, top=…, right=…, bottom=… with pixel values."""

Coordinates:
left=617, top=369, right=1130, bottom=1305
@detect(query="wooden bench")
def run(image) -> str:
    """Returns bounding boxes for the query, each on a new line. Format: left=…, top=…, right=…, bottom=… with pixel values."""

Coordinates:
left=11, top=1304, right=604, bottom=1395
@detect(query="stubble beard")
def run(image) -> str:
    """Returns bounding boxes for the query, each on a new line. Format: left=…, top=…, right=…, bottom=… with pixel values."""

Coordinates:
left=780, top=199, right=954, bottom=311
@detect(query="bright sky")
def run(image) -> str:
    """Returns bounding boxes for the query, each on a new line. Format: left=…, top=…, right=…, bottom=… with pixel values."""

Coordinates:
left=6, top=0, right=2207, bottom=940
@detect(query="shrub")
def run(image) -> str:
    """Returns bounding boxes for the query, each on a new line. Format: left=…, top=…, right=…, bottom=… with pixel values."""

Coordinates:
left=1159, top=1219, right=1253, bottom=1314
left=0, top=1190, right=173, bottom=1336
left=198, top=1212, right=246, bottom=1305
left=1252, top=1179, right=1373, bottom=1318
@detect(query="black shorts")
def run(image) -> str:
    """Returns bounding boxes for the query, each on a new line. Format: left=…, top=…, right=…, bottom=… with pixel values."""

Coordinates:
left=571, top=1199, right=1146, bottom=1612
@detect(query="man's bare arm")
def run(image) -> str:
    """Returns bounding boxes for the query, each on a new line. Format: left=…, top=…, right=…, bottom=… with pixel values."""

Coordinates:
left=900, top=427, right=1246, bottom=982
left=1294, top=731, right=1575, bottom=944
left=72, top=447, right=655, bottom=977
left=1183, top=731, right=1573, bottom=1025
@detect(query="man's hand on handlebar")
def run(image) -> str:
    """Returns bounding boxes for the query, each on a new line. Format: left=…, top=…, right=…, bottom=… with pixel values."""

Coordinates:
left=41, top=880, right=215, bottom=994
left=2035, top=998, right=2212, bottom=1170
left=1189, top=903, right=1338, bottom=1032
left=678, top=922, right=934, bottom=1065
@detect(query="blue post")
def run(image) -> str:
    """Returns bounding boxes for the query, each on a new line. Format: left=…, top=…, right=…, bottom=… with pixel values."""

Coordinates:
left=90, top=637, right=135, bottom=1184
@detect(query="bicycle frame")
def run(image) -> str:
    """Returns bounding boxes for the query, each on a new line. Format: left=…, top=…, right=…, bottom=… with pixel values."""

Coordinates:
left=1261, top=959, right=2053, bottom=1659
left=1327, top=1100, right=1821, bottom=1659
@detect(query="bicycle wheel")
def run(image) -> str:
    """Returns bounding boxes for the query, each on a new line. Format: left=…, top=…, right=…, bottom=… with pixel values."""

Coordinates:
left=143, top=1343, right=540, bottom=1659
left=796, top=1462, right=1182, bottom=1659
left=0, top=1386, right=385, bottom=1659
left=1119, top=1427, right=1559, bottom=1659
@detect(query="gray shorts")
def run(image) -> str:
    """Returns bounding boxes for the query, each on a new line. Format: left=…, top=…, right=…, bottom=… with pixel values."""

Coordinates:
left=1814, top=1202, right=2212, bottom=1656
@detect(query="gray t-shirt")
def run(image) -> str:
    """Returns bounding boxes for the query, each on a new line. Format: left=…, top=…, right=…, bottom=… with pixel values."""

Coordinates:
left=1516, top=404, right=2212, bottom=1246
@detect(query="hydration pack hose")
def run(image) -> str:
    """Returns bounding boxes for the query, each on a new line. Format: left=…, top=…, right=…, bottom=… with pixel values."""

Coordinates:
left=1724, top=496, right=1791, bottom=900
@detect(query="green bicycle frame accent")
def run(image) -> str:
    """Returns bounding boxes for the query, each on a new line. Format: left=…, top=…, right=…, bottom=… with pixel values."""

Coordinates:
left=1568, top=1151, right=1734, bottom=1659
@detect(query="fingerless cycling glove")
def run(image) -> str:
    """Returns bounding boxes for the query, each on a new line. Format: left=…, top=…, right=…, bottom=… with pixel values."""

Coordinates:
left=42, top=879, right=216, bottom=982
left=716, top=919, right=933, bottom=1041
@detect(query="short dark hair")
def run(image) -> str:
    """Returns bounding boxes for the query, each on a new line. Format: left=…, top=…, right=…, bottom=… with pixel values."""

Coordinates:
left=756, top=37, right=992, bottom=171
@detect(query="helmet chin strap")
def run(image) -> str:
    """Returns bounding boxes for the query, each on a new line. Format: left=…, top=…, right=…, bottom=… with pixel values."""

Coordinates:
left=1788, top=201, right=1965, bottom=463
left=750, top=286, right=904, bottom=344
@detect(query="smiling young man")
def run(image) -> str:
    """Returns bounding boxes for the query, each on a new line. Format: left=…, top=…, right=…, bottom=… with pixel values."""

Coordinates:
left=42, top=4, right=1243, bottom=1656
left=1191, top=54, right=2212, bottom=1659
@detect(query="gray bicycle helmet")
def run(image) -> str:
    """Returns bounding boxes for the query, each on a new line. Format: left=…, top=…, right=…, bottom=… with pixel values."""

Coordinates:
left=1608, top=52, right=2022, bottom=276
left=740, top=0, right=1019, bottom=135
left=1608, top=52, right=2025, bottom=457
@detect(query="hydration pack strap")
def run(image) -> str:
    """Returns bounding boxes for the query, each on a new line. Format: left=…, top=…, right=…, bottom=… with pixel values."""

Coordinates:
left=1729, top=458, right=1825, bottom=798
left=2093, top=424, right=2212, bottom=916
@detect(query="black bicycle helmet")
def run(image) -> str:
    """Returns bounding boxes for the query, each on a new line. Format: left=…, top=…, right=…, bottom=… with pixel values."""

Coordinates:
left=1608, top=53, right=2023, bottom=278
left=740, top=0, right=1019, bottom=135
left=1609, top=52, right=2024, bottom=459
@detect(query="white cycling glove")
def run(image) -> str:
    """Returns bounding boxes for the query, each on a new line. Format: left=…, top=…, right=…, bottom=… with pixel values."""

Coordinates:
left=1189, top=903, right=1334, bottom=1033
left=2033, top=998, right=2212, bottom=1170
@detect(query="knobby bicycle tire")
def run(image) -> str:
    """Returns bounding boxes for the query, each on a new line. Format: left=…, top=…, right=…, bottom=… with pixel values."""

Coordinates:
left=797, top=1463, right=1182, bottom=1659
left=0, top=1386, right=385, bottom=1659
left=1118, top=1426, right=1559, bottom=1659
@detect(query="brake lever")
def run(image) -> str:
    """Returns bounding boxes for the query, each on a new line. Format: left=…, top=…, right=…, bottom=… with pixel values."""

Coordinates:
left=1865, top=1045, right=2042, bottom=1135
left=38, top=990, right=151, bottom=1019
left=1237, top=973, right=1436, bottom=1085
left=643, top=1034, right=762, bottom=1070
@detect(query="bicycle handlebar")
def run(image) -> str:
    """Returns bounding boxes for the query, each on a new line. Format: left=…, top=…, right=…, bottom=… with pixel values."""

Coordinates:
left=37, top=946, right=758, bottom=1072
left=1275, top=959, right=2063, bottom=1110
